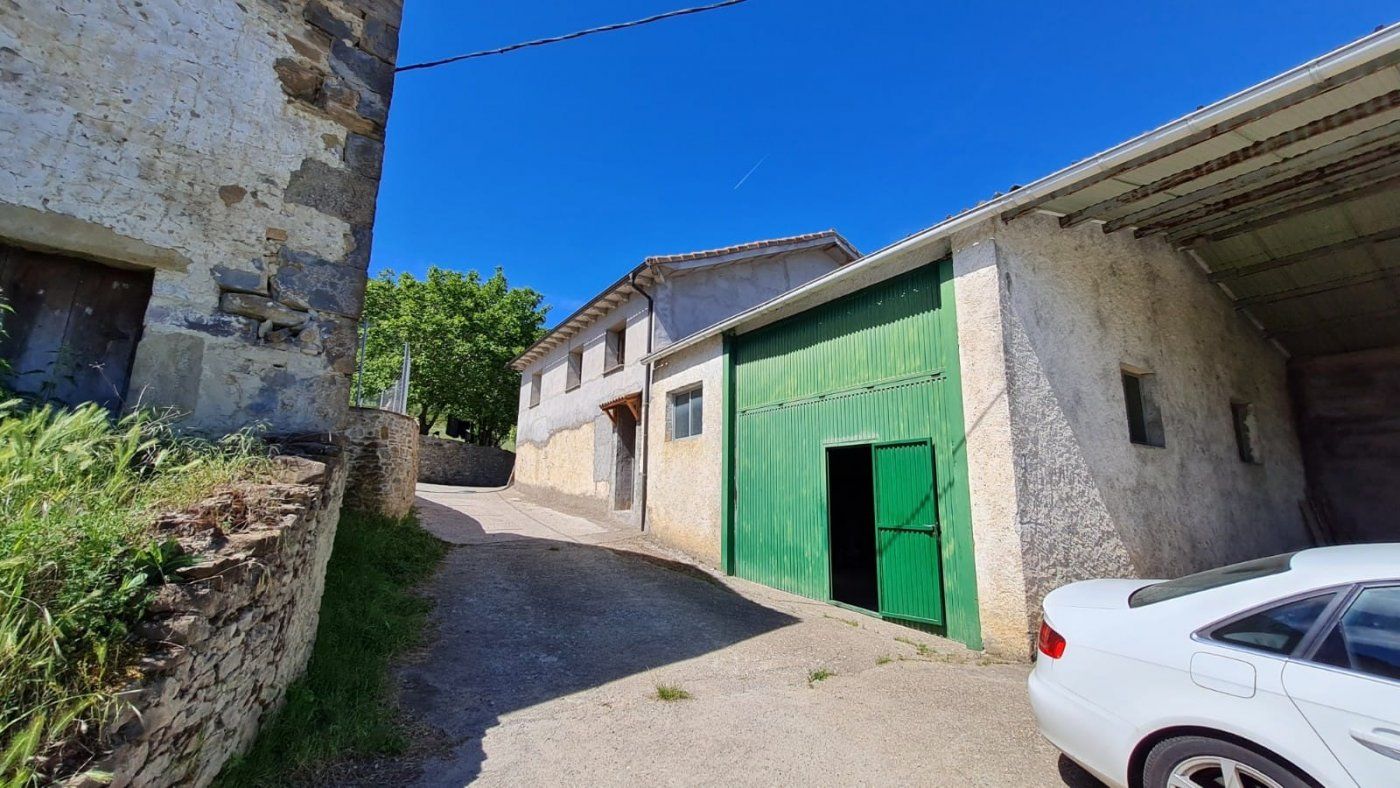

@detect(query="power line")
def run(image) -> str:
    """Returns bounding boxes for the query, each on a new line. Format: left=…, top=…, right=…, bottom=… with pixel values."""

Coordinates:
left=396, top=0, right=752, bottom=74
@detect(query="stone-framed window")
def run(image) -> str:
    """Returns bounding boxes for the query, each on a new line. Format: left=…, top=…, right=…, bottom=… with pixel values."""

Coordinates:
left=566, top=348, right=583, bottom=391
left=1232, top=401, right=1261, bottom=464
left=604, top=323, right=626, bottom=373
left=669, top=385, right=703, bottom=440
left=1121, top=366, right=1165, bottom=447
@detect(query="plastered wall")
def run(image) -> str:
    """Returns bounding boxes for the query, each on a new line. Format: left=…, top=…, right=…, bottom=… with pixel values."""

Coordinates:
left=954, top=213, right=1309, bottom=651
left=652, top=248, right=848, bottom=345
left=0, top=0, right=400, bottom=433
left=645, top=335, right=724, bottom=565
left=514, top=293, right=650, bottom=520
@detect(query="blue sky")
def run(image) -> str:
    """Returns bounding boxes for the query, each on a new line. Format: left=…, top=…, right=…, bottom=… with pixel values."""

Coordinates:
left=373, top=1, right=1395, bottom=321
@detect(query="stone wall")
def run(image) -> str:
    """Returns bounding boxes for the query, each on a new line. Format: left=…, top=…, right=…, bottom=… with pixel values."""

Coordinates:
left=0, top=0, right=401, bottom=434
left=418, top=435, right=515, bottom=487
left=1291, top=346, right=1400, bottom=544
left=58, top=450, right=347, bottom=787
left=952, top=213, right=1310, bottom=654
left=343, top=407, right=419, bottom=517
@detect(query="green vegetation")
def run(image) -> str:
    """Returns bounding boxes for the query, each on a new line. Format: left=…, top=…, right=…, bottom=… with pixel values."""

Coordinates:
left=806, top=668, right=835, bottom=686
left=359, top=267, right=547, bottom=444
left=894, top=636, right=935, bottom=657
left=217, top=510, right=446, bottom=786
left=823, top=613, right=860, bottom=627
left=652, top=684, right=692, bottom=702
left=0, top=400, right=269, bottom=786
left=875, top=655, right=893, bottom=665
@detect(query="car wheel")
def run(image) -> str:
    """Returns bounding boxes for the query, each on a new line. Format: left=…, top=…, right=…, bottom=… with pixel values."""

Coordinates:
left=1142, top=735, right=1309, bottom=788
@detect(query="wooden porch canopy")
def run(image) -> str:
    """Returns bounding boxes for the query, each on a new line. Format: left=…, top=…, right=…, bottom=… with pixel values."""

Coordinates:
left=1001, top=37, right=1400, bottom=358
left=599, top=392, right=641, bottom=423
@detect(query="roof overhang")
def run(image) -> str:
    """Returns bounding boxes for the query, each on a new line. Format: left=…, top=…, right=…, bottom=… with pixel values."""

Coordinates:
left=510, top=231, right=859, bottom=371
left=648, top=22, right=1400, bottom=364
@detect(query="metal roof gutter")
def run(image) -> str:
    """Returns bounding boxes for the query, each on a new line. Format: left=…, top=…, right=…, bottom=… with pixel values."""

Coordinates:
left=643, top=22, right=1400, bottom=364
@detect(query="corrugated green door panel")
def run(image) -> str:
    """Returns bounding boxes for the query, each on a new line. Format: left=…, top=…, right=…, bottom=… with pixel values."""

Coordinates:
left=725, top=260, right=982, bottom=649
left=733, top=379, right=940, bottom=598
left=734, top=267, right=942, bottom=411
left=873, top=440, right=944, bottom=625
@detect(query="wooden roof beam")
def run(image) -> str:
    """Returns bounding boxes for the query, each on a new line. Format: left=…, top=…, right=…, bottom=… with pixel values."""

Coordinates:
left=1132, top=140, right=1400, bottom=238
left=1062, top=89, right=1400, bottom=228
left=1210, top=226, right=1400, bottom=282
left=1002, top=48, right=1400, bottom=223
left=1102, top=119, right=1400, bottom=233
left=1234, top=265, right=1400, bottom=308
left=1172, top=167, right=1400, bottom=244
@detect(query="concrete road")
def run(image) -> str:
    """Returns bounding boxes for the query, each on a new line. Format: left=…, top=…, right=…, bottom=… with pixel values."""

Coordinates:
left=369, top=486, right=1101, bottom=788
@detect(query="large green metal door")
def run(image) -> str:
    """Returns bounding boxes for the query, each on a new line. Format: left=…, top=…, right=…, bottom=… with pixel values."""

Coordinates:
left=873, top=440, right=944, bottom=625
left=724, top=261, right=981, bottom=649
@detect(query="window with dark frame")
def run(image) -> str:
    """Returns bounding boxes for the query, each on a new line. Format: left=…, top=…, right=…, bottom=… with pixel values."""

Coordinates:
left=1210, top=593, right=1337, bottom=656
left=670, top=386, right=703, bottom=439
left=1312, top=586, right=1400, bottom=681
left=529, top=371, right=542, bottom=407
left=1121, top=368, right=1165, bottom=447
left=566, top=347, right=583, bottom=391
left=1232, top=401, right=1260, bottom=464
left=605, top=324, right=626, bottom=372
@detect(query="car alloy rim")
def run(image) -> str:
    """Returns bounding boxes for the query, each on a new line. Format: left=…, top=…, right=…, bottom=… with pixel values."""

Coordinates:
left=1167, top=755, right=1285, bottom=788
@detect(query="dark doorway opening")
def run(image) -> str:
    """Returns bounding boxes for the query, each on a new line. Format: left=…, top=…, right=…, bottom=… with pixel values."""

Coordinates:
left=0, top=244, right=152, bottom=412
left=827, top=444, right=878, bottom=611
left=613, top=406, right=637, bottom=511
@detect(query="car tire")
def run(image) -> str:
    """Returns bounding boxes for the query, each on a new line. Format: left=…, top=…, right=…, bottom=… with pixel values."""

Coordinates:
left=1142, top=735, right=1311, bottom=788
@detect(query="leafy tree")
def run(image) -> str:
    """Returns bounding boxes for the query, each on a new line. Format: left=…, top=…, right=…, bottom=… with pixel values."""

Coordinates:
left=358, top=267, right=546, bottom=445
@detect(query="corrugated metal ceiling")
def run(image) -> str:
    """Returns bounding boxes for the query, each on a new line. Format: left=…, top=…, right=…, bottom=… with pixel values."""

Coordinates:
left=1016, top=57, right=1400, bottom=357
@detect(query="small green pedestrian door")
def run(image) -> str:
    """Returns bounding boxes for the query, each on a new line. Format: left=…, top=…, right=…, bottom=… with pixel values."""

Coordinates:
left=872, top=440, right=944, bottom=625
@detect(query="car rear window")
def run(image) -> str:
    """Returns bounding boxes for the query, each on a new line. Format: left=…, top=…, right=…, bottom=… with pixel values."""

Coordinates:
left=1128, top=552, right=1298, bottom=608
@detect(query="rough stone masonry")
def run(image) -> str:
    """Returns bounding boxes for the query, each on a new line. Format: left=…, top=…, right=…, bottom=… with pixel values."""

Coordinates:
left=0, top=0, right=402, bottom=433
left=55, top=452, right=348, bottom=787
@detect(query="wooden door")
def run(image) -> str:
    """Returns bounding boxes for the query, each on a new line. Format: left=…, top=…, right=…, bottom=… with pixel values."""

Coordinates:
left=0, top=244, right=153, bottom=411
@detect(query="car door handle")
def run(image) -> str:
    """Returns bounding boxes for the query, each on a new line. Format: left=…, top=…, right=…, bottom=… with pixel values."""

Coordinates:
left=1351, top=727, right=1400, bottom=760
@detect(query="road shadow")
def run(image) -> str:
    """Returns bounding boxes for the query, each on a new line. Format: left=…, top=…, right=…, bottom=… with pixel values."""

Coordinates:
left=363, top=498, right=801, bottom=786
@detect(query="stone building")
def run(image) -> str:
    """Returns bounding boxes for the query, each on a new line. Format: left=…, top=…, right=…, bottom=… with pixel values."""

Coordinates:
left=0, top=0, right=402, bottom=434
left=524, top=25, right=1400, bottom=658
left=509, top=232, right=860, bottom=525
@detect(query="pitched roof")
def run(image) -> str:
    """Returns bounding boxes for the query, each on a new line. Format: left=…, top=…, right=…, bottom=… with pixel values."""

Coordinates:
left=647, top=22, right=1400, bottom=363
left=510, top=231, right=858, bottom=370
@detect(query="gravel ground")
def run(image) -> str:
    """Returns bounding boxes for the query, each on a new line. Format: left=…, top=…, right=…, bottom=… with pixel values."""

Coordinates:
left=344, top=487, right=1103, bottom=788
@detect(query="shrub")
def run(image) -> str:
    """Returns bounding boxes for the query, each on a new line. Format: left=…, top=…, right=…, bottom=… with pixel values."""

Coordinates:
left=0, top=400, right=269, bottom=785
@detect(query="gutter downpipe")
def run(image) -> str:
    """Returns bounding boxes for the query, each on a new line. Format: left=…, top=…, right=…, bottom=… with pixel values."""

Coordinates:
left=630, top=268, right=655, bottom=532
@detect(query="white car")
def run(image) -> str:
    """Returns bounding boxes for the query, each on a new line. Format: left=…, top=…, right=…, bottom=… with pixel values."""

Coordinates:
left=1029, top=544, right=1400, bottom=788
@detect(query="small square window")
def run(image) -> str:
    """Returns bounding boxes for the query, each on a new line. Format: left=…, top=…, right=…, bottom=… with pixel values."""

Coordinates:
left=529, top=372, right=542, bottom=407
left=566, top=348, right=583, bottom=391
left=605, top=324, right=626, bottom=372
left=1122, top=368, right=1165, bottom=447
left=670, top=386, right=703, bottom=439
left=1231, top=402, right=1260, bottom=464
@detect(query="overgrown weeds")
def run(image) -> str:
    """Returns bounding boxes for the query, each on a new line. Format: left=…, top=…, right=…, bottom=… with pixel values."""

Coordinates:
left=806, top=668, right=834, bottom=686
left=0, top=399, right=270, bottom=786
left=652, top=684, right=692, bottom=702
left=216, top=510, right=446, bottom=786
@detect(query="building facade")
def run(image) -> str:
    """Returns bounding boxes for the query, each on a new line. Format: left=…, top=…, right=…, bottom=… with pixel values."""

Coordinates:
left=0, top=0, right=401, bottom=434
left=637, top=26, right=1400, bottom=657
left=511, top=232, right=859, bottom=524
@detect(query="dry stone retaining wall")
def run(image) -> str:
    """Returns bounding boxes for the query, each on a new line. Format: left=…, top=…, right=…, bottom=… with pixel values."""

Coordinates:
left=343, top=407, right=419, bottom=517
left=59, top=450, right=346, bottom=787
left=418, top=435, right=516, bottom=487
